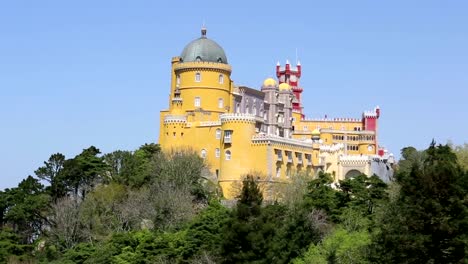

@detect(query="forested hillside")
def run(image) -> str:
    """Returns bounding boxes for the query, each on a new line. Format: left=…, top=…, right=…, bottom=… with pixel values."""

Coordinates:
left=1, top=142, right=467, bottom=263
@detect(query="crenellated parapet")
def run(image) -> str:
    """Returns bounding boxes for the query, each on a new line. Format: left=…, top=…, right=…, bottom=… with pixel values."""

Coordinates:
left=339, top=155, right=371, bottom=165
left=163, top=114, right=187, bottom=124
left=302, top=117, right=361, bottom=122
left=174, top=61, right=232, bottom=74
left=252, top=134, right=313, bottom=148
left=320, top=143, right=345, bottom=153
left=363, top=106, right=380, bottom=119
left=220, top=113, right=257, bottom=124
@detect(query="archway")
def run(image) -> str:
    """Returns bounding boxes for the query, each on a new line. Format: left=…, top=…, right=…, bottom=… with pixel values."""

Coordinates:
left=345, top=169, right=362, bottom=179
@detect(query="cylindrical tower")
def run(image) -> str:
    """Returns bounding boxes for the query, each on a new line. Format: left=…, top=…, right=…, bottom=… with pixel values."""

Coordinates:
left=218, top=113, right=257, bottom=199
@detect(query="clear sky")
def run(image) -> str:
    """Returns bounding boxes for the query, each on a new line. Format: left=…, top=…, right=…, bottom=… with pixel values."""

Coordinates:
left=1, top=1, right=467, bottom=190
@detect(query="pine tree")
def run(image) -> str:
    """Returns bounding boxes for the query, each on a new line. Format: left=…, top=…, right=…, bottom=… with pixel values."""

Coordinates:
left=371, top=142, right=468, bottom=263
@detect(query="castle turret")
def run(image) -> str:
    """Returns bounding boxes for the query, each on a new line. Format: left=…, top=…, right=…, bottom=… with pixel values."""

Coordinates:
left=276, top=60, right=303, bottom=116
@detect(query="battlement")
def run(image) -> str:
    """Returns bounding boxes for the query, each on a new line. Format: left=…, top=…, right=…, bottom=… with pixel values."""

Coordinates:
left=163, top=115, right=187, bottom=124
left=320, top=143, right=345, bottom=153
left=220, top=113, right=257, bottom=124
left=252, top=134, right=312, bottom=148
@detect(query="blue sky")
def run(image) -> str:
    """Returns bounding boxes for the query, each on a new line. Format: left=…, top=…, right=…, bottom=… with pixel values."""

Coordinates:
left=1, top=1, right=467, bottom=190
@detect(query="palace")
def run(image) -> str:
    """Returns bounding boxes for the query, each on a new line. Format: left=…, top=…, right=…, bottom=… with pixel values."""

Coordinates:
left=159, top=28, right=394, bottom=199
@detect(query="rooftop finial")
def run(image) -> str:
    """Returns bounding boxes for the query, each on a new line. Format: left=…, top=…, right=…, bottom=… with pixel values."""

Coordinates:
left=201, top=21, right=207, bottom=38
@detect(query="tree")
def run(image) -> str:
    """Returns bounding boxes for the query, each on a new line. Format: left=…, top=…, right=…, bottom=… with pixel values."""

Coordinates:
left=48, top=197, right=85, bottom=250
left=221, top=175, right=264, bottom=263
left=303, top=172, right=339, bottom=221
left=60, top=146, right=108, bottom=199
left=103, top=144, right=161, bottom=188
left=3, top=176, right=49, bottom=244
left=35, top=153, right=67, bottom=200
left=452, top=143, right=468, bottom=170
left=293, top=227, right=371, bottom=264
left=370, top=142, right=468, bottom=263
left=336, top=174, right=388, bottom=217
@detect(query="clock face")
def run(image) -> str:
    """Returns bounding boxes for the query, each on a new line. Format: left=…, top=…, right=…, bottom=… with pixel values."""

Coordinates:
left=367, top=145, right=374, bottom=152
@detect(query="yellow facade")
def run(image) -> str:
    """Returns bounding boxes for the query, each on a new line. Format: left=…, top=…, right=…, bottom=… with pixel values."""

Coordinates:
left=158, top=28, right=392, bottom=199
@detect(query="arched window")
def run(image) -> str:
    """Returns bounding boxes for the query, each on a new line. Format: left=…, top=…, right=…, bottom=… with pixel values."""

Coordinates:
left=225, top=150, right=231, bottom=160
left=176, top=74, right=180, bottom=85
left=215, top=148, right=220, bottom=158
left=218, top=74, right=224, bottom=84
left=236, top=102, right=240, bottom=113
left=201, top=149, right=207, bottom=159
left=253, top=105, right=257, bottom=115
left=195, top=72, right=201, bottom=82
left=215, top=128, right=221, bottom=139
left=218, top=98, right=224, bottom=109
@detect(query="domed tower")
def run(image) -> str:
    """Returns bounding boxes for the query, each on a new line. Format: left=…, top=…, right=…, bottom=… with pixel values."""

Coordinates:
left=168, top=27, right=232, bottom=118
left=160, top=27, right=233, bottom=178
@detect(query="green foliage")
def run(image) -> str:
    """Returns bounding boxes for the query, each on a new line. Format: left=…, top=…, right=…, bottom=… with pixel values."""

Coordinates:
left=293, top=227, right=371, bottom=264
left=183, top=200, right=230, bottom=259
left=3, top=176, right=49, bottom=244
left=0, top=228, right=34, bottom=263
left=61, top=146, right=109, bottom=198
left=337, top=174, right=388, bottom=217
left=80, top=183, right=128, bottom=239
left=304, top=172, right=339, bottom=221
left=35, top=153, right=67, bottom=201
left=370, top=142, right=468, bottom=263
left=104, top=144, right=161, bottom=188
left=452, top=142, right=468, bottom=170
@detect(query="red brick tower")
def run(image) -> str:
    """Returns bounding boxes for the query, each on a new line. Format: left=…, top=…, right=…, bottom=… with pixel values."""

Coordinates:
left=276, top=60, right=303, bottom=116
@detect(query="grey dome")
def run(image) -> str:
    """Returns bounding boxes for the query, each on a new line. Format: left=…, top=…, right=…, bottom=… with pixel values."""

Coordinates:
left=180, top=28, right=228, bottom=64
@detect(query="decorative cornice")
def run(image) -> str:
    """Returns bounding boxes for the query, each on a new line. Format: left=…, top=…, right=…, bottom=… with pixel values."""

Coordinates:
left=174, top=61, right=232, bottom=73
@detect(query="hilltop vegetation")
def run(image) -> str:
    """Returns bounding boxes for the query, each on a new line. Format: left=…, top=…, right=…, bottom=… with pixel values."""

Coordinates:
left=0, top=142, right=467, bottom=263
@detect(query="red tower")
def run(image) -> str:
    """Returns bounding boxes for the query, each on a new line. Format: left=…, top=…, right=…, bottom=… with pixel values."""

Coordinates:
left=276, top=60, right=303, bottom=115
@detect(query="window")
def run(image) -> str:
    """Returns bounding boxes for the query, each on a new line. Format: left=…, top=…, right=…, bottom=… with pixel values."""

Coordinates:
left=236, top=102, right=240, bottom=113
left=296, top=153, right=303, bottom=164
left=286, top=166, right=291, bottom=178
left=253, top=105, right=257, bottom=115
left=276, top=167, right=281, bottom=178
left=224, top=130, right=232, bottom=143
left=215, top=128, right=222, bottom=139
left=201, top=149, right=207, bottom=159
left=176, top=74, right=180, bottom=85
left=218, top=98, right=224, bottom=109
left=305, top=154, right=312, bottom=165
left=276, top=149, right=283, bottom=161
left=215, top=148, right=220, bottom=158
left=194, top=97, right=201, bottom=107
left=195, top=72, right=201, bottom=82
left=286, top=151, right=293, bottom=163
left=218, top=74, right=224, bottom=84
left=225, top=150, right=231, bottom=160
